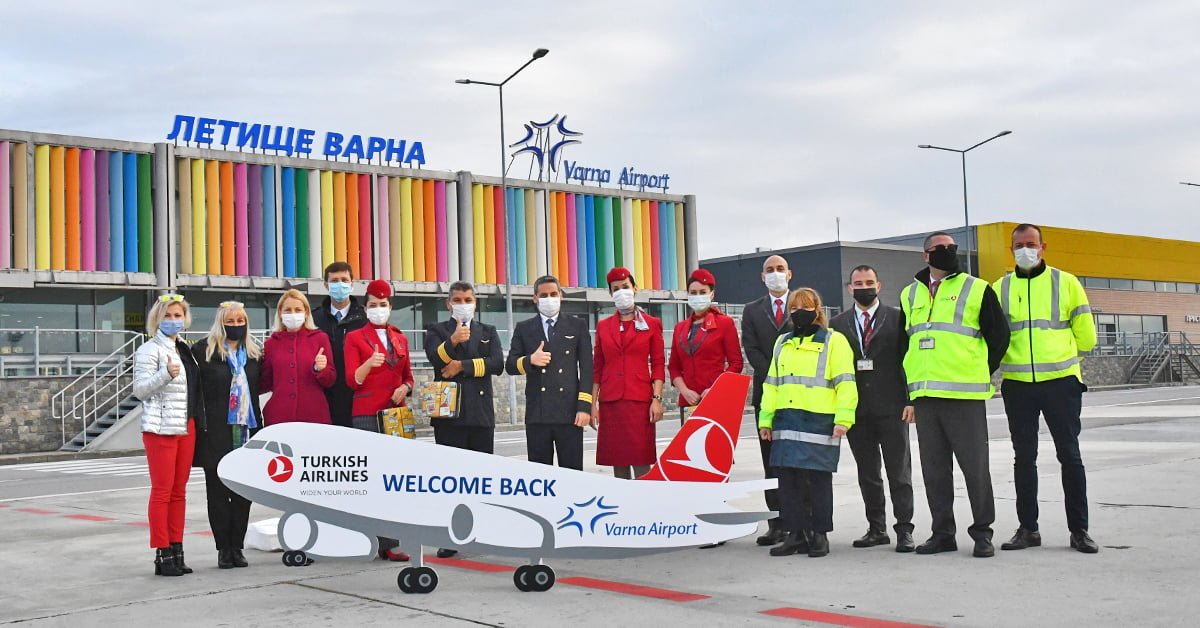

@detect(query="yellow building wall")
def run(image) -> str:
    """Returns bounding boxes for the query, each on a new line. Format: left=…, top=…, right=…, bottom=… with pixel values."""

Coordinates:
left=977, top=222, right=1200, bottom=284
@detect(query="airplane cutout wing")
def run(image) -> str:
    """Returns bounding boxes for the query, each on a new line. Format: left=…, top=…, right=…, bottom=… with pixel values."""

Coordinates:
left=639, top=372, right=750, bottom=483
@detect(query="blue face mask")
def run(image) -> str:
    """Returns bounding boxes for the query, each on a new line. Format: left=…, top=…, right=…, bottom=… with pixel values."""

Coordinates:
left=328, top=281, right=353, bottom=302
left=159, top=319, right=185, bottom=337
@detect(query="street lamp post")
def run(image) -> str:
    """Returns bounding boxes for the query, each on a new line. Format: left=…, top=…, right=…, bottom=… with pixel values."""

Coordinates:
left=918, top=130, right=1012, bottom=276
left=457, top=47, right=549, bottom=425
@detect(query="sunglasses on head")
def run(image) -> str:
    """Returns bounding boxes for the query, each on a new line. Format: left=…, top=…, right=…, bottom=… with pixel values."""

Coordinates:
left=220, top=301, right=245, bottom=309
left=925, top=244, right=959, bottom=254
left=157, top=294, right=185, bottom=303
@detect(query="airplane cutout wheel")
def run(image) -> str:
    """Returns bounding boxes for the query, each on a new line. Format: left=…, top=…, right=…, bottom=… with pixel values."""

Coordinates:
left=514, top=565, right=555, bottom=592
left=281, top=550, right=313, bottom=567
left=398, top=567, right=438, bottom=594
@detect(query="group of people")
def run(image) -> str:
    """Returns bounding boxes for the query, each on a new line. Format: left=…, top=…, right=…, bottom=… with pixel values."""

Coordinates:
left=132, top=222, right=1099, bottom=576
left=749, top=224, right=1098, bottom=559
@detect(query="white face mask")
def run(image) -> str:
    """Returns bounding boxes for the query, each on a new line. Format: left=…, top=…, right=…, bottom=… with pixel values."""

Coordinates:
left=450, top=303, right=475, bottom=323
left=764, top=271, right=789, bottom=293
left=688, top=294, right=712, bottom=313
left=281, top=312, right=306, bottom=331
left=612, top=288, right=636, bottom=312
left=366, top=307, right=391, bottom=326
left=1014, top=247, right=1041, bottom=271
left=537, top=296, right=561, bottom=318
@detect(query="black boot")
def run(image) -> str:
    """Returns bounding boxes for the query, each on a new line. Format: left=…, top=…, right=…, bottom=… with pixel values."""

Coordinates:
left=769, top=532, right=809, bottom=557
left=218, top=549, right=235, bottom=569
left=155, top=547, right=184, bottom=576
left=808, top=532, right=830, bottom=557
left=171, top=542, right=193, bottom=574
left=231, top=549, right=248, bottom=568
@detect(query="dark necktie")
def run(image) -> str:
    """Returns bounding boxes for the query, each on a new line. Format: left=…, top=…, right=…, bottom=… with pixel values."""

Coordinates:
left=861, top=311, right=873, bottom=352
left=546, top=318, right=556, bottom=339
left=774, top=298, right=784, bottom=326
left=336, top=310, right=344, bottom=322
left=930, top=279, right=941, bottom=299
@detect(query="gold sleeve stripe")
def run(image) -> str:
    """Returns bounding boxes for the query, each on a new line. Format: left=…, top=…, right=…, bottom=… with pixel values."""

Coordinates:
left=578, top=393, right=594, bottom=403
left=473, top=358, right=485, bottom=377
left=437, top=342, right=451, bottom=364
left=516, top=356, right=526, bottom=375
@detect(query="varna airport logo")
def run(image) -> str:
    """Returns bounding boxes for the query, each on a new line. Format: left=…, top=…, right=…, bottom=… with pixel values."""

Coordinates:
left=267, top=456, right=294, bottom=483
left=509, top=114, right=583, bottom=177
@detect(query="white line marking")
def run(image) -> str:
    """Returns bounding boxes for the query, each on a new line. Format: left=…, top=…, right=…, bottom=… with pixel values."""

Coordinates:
left=0, top=480, right=205, bottom=503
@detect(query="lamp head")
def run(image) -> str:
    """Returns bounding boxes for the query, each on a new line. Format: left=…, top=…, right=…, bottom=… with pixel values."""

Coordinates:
left=455, top=79, right=471, bottom=84
left=918, top=145, right=932, bottom=149
left=532, top=48, right=549, bottom=59
left=997, top=130, right=1012, bottom=137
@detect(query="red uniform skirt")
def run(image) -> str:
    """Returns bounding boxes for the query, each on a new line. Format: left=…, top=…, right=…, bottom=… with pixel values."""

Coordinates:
left=596, top=400, right=657, bottom=466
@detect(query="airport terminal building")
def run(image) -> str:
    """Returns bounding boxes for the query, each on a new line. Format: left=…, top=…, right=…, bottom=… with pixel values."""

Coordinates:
left=0, top=125, right=700, bottom=373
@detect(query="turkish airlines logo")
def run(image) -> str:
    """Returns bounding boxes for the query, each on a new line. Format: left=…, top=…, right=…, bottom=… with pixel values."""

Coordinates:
left=657, top=416, right=734, bottom=482
left=267, top=456, right=294, bottom=483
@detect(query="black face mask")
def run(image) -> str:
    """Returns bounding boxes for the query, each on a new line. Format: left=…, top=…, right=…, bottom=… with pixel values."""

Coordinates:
left=927, top=247, right=960, bottom=272
left=852, top=288, right=878, bottom=307
left=789, top=308, right=818, bottom=333
left=224, top=325, right=247, bottom=342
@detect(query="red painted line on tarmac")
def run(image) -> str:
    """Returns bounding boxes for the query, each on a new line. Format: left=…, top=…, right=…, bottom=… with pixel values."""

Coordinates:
left=760, top=607, right=940, bottom=628
left=425, top=556, right=513, bottom=573
left=193, top=530, right=214, bottom=537
left=62, top=514, right=115, bottom=522
left=559, top=576, right=710, bottom=602
left=125, top=521, right=151, bottom=527
left=15, top=507, right=56, bottom=515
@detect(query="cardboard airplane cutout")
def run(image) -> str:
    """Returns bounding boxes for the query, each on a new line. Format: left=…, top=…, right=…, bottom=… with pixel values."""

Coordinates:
left=218, top=372, right=774, bottom=593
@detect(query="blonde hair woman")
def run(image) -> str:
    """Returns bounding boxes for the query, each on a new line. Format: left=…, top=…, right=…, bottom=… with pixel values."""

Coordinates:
left=260, top=289, right=336, bottom=426
left=758, top=287, right=858, bottom=558
left=191, top=301, right=264, bottom=569
left=132, top=294, right=202, bottom=577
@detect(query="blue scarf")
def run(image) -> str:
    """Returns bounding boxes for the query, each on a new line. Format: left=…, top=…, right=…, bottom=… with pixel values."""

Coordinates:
left=225, top=343, right=257, bottom=446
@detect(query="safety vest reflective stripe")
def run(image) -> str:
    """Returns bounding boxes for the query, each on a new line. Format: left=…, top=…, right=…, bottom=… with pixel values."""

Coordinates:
left=907, top=381, right=993, bottom=394
left=998, top=356, right=1080, bottom=373
left=1001, top=268, right=1072, bottom=332
left=772, top=429, right=841, bottom=446
left=766, top=372, right=857, bottom=388
left=906, top=277, right=980, bottom=337
left=771, top=331, right=832, bottom=381
left=830, top=373, right=855, bottom=387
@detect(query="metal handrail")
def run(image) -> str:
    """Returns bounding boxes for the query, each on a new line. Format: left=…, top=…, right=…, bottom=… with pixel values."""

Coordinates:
left=51, top=333, right=144, bottom=446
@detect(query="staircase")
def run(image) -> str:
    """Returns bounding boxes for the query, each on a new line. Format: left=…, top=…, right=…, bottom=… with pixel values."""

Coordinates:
left=52, top=334, right=144, bottom=451
left=1127, top=332, right=1200, bottom=385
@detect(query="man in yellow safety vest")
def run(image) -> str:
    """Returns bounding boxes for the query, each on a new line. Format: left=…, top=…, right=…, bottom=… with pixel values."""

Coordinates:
left=994, top=223, right=1099, bottom=554
left=901, top=231, right=1011, bottom=558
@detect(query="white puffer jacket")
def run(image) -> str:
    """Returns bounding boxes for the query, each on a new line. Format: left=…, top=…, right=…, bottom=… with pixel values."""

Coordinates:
left=133, top=333, right=191, bottom=435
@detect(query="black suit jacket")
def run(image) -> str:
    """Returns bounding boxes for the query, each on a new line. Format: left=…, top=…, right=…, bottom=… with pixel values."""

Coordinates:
left=424, top=319, right=504, bottom=428
left=741, top=294, right=793, bottom=409
left=191, top=338, right=263, bottom=468
left=829, top=304, right=910, bottom=419
left=311, top=296, right=367, bottom=424
left=505, top=314, right=593, bottom=424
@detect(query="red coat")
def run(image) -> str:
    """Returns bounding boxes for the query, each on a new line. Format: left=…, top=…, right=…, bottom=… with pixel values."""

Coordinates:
left=592, top=310, right=666, bottom=403
left=260, top=328, right=336, bottom=425
left=668, top=308, right=744, bottom=406
left=344, top=325, right=415, bottom=417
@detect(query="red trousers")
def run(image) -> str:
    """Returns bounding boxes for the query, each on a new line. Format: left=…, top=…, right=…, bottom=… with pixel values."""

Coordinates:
left=143, top=419, right=195, bottom=548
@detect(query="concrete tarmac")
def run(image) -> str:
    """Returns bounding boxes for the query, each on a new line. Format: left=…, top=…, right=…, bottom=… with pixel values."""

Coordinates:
left=2, top=386, right=1198, bottom=627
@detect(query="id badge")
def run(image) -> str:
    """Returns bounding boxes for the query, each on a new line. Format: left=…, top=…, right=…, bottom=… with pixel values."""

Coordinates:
left=919, top=337, right=935, bottom=350
left=856, top=359, right=875, bottom=371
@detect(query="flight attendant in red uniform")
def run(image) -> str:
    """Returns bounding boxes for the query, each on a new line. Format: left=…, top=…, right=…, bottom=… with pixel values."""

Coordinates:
left=592, top=267, right=666, bottom=479
left=669, top=269, right=744, bottom=424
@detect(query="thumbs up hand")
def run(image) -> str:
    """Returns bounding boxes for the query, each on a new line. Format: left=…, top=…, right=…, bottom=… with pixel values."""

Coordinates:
left=166, top=355, right=181, bottom=379
left=531, top=341, right=552, bottom=367
left=314, top=347, right=328, bottom=372
left=368, top=348, right=387, bottom=369
left=451, top=319, right=471, bottom=346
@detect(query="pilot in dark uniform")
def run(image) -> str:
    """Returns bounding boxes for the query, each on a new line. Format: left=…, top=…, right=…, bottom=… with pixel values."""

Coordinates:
left=506, top=275, right=594, bottom=471
left=424, top=280, right=504, bottom=558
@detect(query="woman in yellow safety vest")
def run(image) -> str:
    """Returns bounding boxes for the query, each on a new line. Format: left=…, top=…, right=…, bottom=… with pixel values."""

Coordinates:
left=758, top=287, right=858, bottom=558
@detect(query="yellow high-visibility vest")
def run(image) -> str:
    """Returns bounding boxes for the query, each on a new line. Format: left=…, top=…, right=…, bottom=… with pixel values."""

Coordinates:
left=901, top=273, right=993, bottom=400
left=994, top=265, right=1097, bottom=383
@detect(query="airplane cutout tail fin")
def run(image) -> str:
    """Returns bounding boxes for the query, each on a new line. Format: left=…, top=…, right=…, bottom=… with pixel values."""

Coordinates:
left=639, top=372, right=751, bottom=482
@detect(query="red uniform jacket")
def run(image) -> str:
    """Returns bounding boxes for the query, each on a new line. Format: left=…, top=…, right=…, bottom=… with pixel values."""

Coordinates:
left=344, top=324, right=415, bottom=417
left=592, top=310, right=665, bottom=403
left=260, top=328, right=336, bottom=425
left=668, top=309, right=744, bottom=406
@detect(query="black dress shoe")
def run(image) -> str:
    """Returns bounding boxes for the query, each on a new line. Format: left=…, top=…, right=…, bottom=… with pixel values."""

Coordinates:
left=808, top=532, right=830, bottom=557
left=915, top=535, right=957, bottom=555
left=756, top=528, right=788, bottom=546
left=895, top=531, right=915, bottom=553
left=1070, top=530, right=1099, bottom=554
left=973, top=538, right=995, bottom=558
left=436, top=548, right=458, bottom=559
left=231, top=549, right=249, bottom=568
left=852, top=529, right=891, bottom=548
left=218, top=549, right=235, bottom=569
left=1001, top=528, right=1042, bottom=551
left=769, top=532, right=809, bottom=557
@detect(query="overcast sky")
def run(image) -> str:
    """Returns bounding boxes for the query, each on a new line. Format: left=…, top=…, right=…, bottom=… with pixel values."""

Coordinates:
left=3, top=1, right=1199, bottom=259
